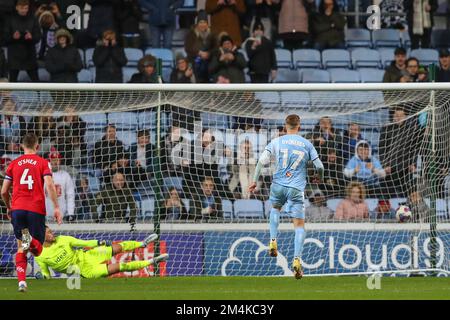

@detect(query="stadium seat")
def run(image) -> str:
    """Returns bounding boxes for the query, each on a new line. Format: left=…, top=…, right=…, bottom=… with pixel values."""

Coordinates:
left=107, top=112, right=138, bottom=129
left=84, top=129, right=106, bottom=149
left=162, top=67, right=173, bottom=82
left=163, top=176, right=184, bottom=191
left=124, top=48, right=144, bottom=67
left=390, top=198, right=407, bottom=211
left=139, top=197, right=155, bottom=218
left=327, top=198, right=342, bottom=212
left=329, top=69, right=360, bottom=83
left=201, top=112, right=229, bottom=129
left=145, top=48, right=174, bottom=68
left=38, top=68, right=51, bottom=82
left=274, top=69, right=300, bottom=82
left=359, top=68, right=385, bottom=83
left=345, top=28, right=372, bottom=48
left=321, top=49, right=351, bottom=68
left=293, top=49, right=321, bottom=68
left=431, top=29, right=450, bottom=49
left=378, top=48, right=395, bottom=68
left=234, top=199, right=264, bottom=219
left=222, top=199, right=234, bottom=219
left=351, top=48, right=381, bottom=68
left=172, top=47, right=187, bottom=60
left=238, top=48, right=248, bottom=61
left=81, top=113, right=108, bottom=129
left=410, top=49, right=439, bottom=65
left=78, top=69, right=93, bottom=83
left=436, top=199, right=448, bottom=218
left=255, top=91, right=281, bottom=108
left=372, top=29, right=401, bottom=48
left=85, top=48, right=95, bottom=67
left=281, top=91, right=311, bottom=109
left=122, top=67, right=137, bottom=83
left=401, top=31, right=411, bottom=49
left=275, top=48, right=292, bottom=68
left=365, top=199, right=379, bottom=213
left=172, top=28, right=189, bottom=47
left=302, top=69, right=330, bottom=83
left=87, top=175, right=101, bottom=192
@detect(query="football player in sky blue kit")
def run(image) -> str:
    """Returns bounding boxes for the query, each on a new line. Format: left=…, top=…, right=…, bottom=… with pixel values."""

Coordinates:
left=248, top=115, right=324, bottom=279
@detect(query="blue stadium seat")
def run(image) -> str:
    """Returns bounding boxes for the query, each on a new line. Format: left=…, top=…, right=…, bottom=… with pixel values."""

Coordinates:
left=172, top=28, right=189, bottom=47
left=378, top=48, right=395, bottom=68
left=390, top=198, right=407, bottom=210
left=139, top=197, right=155, bottom=219
left=124, top=48, right=144, bottom=67
left=329, top=69, right=360, bottom=83
left=365, top=199, right=379, bottom=213
left=234, top=199, right=264, bottom=219
left=401, top=31, right=411, bottom=49
left=302, top=69, right=330, bottom=83
left=122, top=67, right=137, bottom=83
left=274, top=69, right=300, bottom=82
left=38, top=68, right=51, bottom=82
left=78, top=69, right=93, bottom=83
left=84, top=129, right=106, bottom=149
left=116, top=130, right=137, bottom=147
left=145, top=48, right=174, bottom=68
left=410, top=49, right=439, bottom=65
left=107, top=112, right=138, bottom=129
left=222, top=199, right=234, bottom=219
left=163, top=176, right=184, bottom=191
left=321, top=49, right=351, bottom=68
left=81, top=113, right=108, bottom=129
left=436, top=199, right=448, bottom=218
left=162, top=67, right=173, bottom=82
left=281, top=91, right=311, bottom=109
left=201, top=112, right=229, bottom=129
left=85, top=48, right=95, bottom=67
left=372, top=29, right=401, bottom=48
left=78, top=48, right=85, bottom=67
left=431, top=29, right=450, bottom=49
left=275, top=48, right=292, bottom=68
left=293, top=49, right=321, bottom=68
left=359, top=68, right=385, bottom=83
left=327, top=198, right=342, bottom=212
left=345, top=28, right=372, bottom=48
left=351, top=48, right=381, bottom=68
left=255, top=91, right=281, bottom=108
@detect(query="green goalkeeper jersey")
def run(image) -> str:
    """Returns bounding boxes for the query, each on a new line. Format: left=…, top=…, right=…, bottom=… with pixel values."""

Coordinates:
left=35, top=236, right=99, bottom=279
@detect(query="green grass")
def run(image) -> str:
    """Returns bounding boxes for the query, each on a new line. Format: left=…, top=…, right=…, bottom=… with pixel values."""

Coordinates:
left=1, top=276, right=449, bottom=300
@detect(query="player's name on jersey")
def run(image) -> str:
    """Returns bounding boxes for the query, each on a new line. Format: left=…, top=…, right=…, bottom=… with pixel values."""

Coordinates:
left=17, top=158, right=38, bottom=166
left=280, top=139, right=306, bottom=147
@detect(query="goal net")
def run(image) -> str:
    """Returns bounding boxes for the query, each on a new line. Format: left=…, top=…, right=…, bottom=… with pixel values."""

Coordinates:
left=0, top=83, right=449, bottom=278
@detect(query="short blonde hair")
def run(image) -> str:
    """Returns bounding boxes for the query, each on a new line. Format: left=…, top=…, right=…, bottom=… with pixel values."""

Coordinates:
left=346, top=181, right=366, bottom=200
left=285, top=114, right=300, bottom=130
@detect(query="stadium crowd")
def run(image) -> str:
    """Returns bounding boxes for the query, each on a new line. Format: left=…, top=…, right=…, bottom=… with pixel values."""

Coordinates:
left=0, top=0, right=450, bottom=224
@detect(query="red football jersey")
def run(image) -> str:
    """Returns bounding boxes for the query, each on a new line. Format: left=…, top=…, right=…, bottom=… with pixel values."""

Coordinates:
left=4, top=154, right=53, bottom=215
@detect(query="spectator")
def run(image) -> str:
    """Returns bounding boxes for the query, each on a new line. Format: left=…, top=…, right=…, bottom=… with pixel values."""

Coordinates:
left=305, top=189, right=333, bottom=221
left=116, top=0, right=142, bottom=48
left=75, top=175, right=97, bottom=220
left=344, top=140, right=387, bottom=192
left=342, top=122, right=363, bottom=163
left=379, top=107, right=421, bottom=197
left=335, top=181, right=369, bottom=220
left=129, top=129, right=155, bottom=172
left=35, top=10, right=59, bottom=65
left=93, top=124, right=125, bottom=171
left=0, top=99, right=26, bottom=152
left=436, top=49, right=450, bottom=82
left=139, top=0, right=184, bottom=49
left=95, top=171, right=137, bottom=225
left=406, top=190, right=429, bottom=223
left=41, top=1, right=86, bottom=29
left=45, top=28, right=83, bottom=83
left=401, top=57, right=427, bottom=82
left=3, top=0, right=41, bottom=82
left=272, top=0, right=315, bottom=50
left=209, top=35, right=246, bottom=83
left=185, top=10, right=218, bottom=83
left=26, top=105, right=56, bottom=156
left=103, top=152, right=148, bottom=191
left=93, top=29, right=128, bottom=83
left=162, top=187, right=190, bottom=220
left=58, top=106, right=87, bottom=144
left=129, top=54, right=159, bottom=83
left=160, top=124, right=187, bottom=176
left=310, top=0, right=346, bottom=51
left=383, top=47, right=407, bottom=83
left=380, top=0, right=407, bottom=29
left=35, top=2, right=63, bottom=25
left=238, top=139, right=257, bottom=199
left=306, top=116, right=343, bottom=159
left=404, top=0, right=438, bottom=49
left=192, top=176, right=223, bottom=221
left=371, top=199, right=396, bottom=221
left=45, top=150, right=76, bottom=222
left=244, top=20, right=277, bottom=83
left=243, top=0, right=275, bottom=40
left=170, top=56, right=196, bottom=83
left=205, top=0, right=246, bottom=47
left=317, top=145, right=345, bottom=197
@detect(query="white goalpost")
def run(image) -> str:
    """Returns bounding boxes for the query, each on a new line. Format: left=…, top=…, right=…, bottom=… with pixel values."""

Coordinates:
left=0, top=82, right=449, bottom=278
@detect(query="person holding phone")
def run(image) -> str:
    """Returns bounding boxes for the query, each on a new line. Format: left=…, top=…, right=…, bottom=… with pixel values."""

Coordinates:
left=400, top=57, right=428, bottom=82
left=170, top=56, right=196, bottom=83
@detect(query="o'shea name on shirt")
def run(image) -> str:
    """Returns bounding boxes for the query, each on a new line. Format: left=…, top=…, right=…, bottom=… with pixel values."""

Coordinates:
left=17, top=159, right=38, bottom=166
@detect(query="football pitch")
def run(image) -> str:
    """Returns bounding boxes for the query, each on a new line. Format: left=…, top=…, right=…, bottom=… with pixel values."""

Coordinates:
left=1, top=276, right=449, bottom=300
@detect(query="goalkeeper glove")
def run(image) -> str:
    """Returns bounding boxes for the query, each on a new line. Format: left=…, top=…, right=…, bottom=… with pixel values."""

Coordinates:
left=98, top=240, right=112, bottom=246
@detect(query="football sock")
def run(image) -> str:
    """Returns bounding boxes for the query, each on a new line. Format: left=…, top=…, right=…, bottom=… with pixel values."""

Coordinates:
left=29, top=238, right=43, bottom=256
left=119, top=241, right=143, bottom=252
left=119, top=260, right=150, bottom=272
left=15, top=252, right=27, bottom=283
left=294, top=227, right=306, bottom=259
left=269, top=208, right=280, bottom=240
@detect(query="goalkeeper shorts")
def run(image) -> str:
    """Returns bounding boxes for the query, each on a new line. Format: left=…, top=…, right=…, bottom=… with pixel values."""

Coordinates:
left=78, top=246, right=113, bottom=279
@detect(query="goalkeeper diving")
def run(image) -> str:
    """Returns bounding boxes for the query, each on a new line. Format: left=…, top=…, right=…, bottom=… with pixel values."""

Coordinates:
left=248, top=114, right=324, bottom=279
left=34, top=226, right=168, bottom=279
